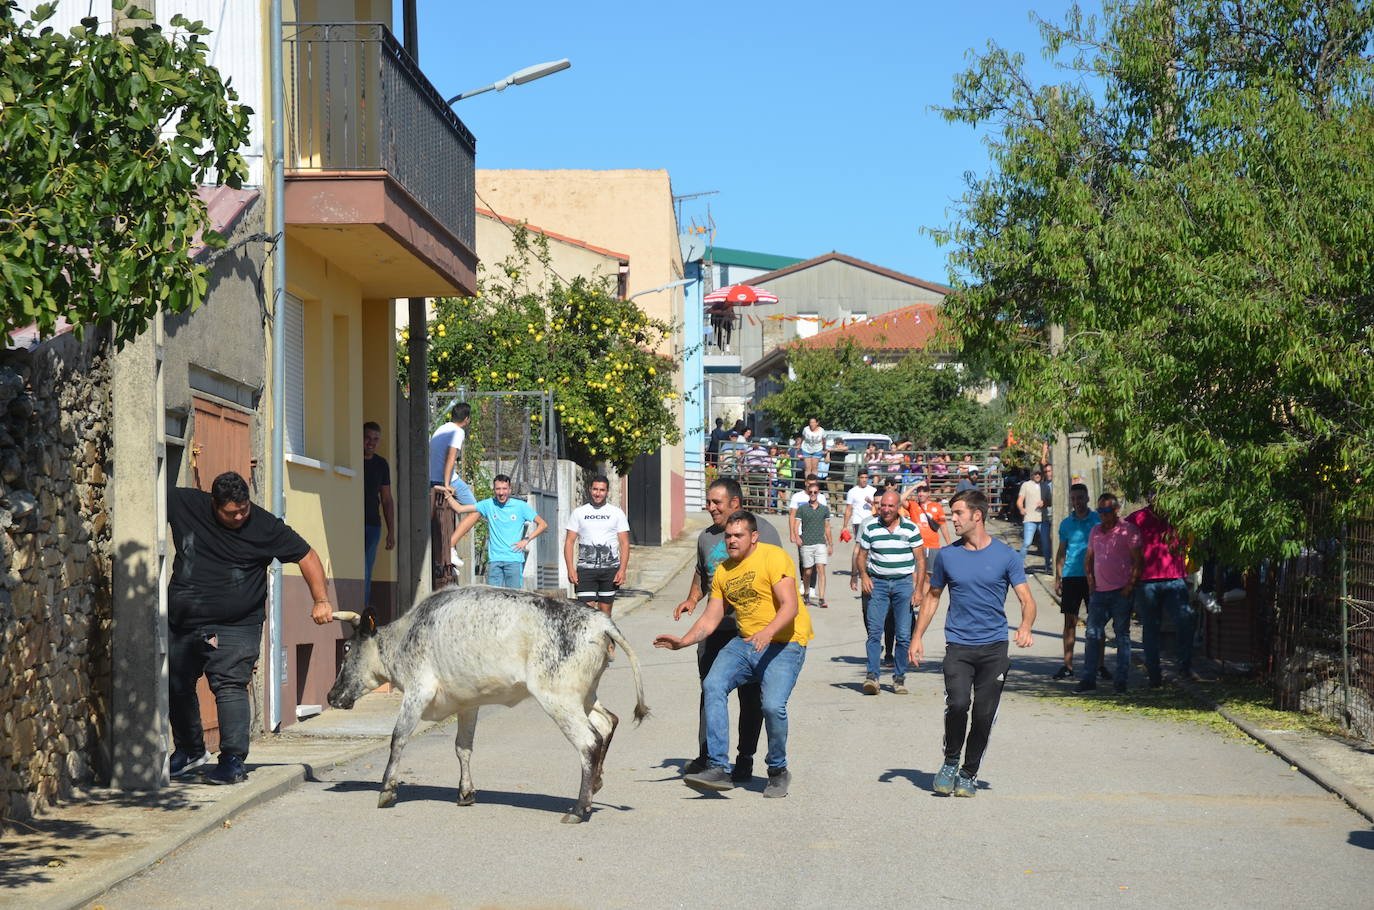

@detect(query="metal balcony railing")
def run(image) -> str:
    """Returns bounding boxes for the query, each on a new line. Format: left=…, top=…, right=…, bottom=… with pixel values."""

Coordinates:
left=283, top=22, right=476, bottom=251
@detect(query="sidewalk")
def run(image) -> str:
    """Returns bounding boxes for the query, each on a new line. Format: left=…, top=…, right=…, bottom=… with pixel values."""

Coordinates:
left=0, top=516, right=712, bottom=910
left=986, top=516, right=1374, bottom=825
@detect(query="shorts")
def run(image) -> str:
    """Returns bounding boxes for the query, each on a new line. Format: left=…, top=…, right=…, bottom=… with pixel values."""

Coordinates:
left=574, top=567, right=618, bottom=605
left=1060, top=576, right=1090, bottom=615
left=801, top=447, right=823, bottom=458
left=799, top=543, right=828, bottom=568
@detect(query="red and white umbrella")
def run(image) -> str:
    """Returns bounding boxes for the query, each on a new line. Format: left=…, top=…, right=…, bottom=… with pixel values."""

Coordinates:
left=703, top=284, right=779, bottom=306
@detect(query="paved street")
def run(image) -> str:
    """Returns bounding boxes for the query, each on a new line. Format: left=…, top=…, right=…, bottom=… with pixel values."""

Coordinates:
left=87, top=516, right=1373, bottom=909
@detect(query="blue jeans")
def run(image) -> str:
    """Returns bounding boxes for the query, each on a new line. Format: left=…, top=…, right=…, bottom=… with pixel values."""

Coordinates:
left=865, top=575, right=913, bottom=678
left=1020, top=518, right=1050, bottom=565
left=1136, top=578, right=1194, bottom=680
left=487, top=560, right=524, bottom=588
left=703, top=638, right=806, bottom=770
left=363, top=523, right=382, bottom=605
left=1082, top=588, right=1132, bottom=684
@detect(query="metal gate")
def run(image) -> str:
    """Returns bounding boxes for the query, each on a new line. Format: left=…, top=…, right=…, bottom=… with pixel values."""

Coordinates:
left=432, top=389, right=559, bottom=590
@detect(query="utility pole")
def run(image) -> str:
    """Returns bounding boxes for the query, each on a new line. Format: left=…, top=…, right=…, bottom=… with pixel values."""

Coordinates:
left=397, top=0, right=432, bottom=614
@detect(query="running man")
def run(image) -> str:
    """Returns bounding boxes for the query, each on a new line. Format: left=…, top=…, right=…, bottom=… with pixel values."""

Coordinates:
left=911, top=489, right=1037, bottom=797
left=657, top=510, right=812, bottom=799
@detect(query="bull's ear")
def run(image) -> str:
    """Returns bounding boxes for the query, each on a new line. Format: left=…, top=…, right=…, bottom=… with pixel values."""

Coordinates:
left=362, top=609, right=378, bottom=636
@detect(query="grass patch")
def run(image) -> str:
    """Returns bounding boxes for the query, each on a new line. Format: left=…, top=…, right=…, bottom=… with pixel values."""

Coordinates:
left=1039, top=678, right=1351, bottom=742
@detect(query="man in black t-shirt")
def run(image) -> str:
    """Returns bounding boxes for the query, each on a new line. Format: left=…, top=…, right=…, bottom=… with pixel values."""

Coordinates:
left=362, top=421, right=395, bottom=606
left=166, top=471, right=335, bottom=785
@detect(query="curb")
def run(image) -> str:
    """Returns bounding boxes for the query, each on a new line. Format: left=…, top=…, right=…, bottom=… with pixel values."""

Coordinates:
left=41, top=735, right=414, bottom=910
left=1022, top=558, right=1374, bottom=826
left=1177, top=682, right=1374, bottom=825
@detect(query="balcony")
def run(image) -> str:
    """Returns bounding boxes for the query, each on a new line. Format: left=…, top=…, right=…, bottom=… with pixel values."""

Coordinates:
left=282, top=22, right=477, bottom=297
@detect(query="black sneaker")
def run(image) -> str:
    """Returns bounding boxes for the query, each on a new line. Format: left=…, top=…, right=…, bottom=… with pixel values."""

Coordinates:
left=1071, top=679, right=1097, bottom=695
left=204, top=754, right=247, bottom=786
left=1097, top=665, right=1111, bottom=681
left=763, top=767, right=791, bottom=799
left=682, top=755, right=711, bottom=775
left=1052, top=666, right=1073, bottom=680
left=169, top=749, right=210, bottom=779
left=683, top=766, right=734, bottom=792
left=731, top=757, right=754, bottom=783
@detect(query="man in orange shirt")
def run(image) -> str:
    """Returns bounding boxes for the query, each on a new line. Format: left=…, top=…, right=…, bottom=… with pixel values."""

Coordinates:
left=905, top=484, right=952, bottom=601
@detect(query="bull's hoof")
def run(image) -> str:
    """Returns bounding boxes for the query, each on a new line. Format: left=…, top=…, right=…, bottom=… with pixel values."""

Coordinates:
left=456, top=790, right=476, bottom=807
left=561, top=809, right=589, bottom=824
left=377, top=789, right=398, bottom=809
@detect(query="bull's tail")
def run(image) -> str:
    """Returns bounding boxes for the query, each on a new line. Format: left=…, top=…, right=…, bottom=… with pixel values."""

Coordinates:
left=605, top=623, right=650, bottom=724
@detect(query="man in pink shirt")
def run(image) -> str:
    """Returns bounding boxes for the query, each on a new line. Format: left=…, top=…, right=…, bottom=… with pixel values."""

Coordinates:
left=1074, top=493, right=1142, bottom=694
left=1126, top=496, right=1196, bottom=686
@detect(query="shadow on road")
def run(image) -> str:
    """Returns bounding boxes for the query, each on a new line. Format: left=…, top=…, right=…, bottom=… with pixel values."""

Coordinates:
left=323, top=779, right=627, bottom=816
left=1348, top=829, right=1374, bottom=850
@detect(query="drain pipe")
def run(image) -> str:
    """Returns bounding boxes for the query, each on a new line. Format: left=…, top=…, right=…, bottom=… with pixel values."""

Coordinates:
left=267, top=0, right=287, bottom=732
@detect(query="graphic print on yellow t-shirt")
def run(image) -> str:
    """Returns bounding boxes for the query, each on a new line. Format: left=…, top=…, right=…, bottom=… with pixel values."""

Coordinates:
left=710, top=543, right=814, bottom=646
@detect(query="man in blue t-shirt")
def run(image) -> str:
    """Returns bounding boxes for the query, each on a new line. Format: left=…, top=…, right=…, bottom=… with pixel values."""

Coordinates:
left=1052, top=482, right=1101, bottom=680
left=451, top=473, right=548, bottom=588
left=911, top=489, right=1038, bottom=798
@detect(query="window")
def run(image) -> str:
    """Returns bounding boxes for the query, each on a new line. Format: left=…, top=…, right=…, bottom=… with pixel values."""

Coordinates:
left=284, top=294, right=306, bottom=455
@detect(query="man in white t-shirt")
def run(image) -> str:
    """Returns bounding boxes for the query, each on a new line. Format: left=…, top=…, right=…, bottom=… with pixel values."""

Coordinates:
left=429, top=402, right=475, bottom=505
left=843, top=469, right=878, bottom=594
left=563, top=474, right=630, bottom=619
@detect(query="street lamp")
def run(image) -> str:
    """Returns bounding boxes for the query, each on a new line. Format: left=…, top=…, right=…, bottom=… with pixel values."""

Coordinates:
left=628, top=278, right=693, bottom=301
left=446, top=59, right=571, bottom=104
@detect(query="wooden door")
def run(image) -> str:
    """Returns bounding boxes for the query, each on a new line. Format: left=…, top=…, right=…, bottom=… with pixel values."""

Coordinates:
left=190, top=396, right=255, bottom=754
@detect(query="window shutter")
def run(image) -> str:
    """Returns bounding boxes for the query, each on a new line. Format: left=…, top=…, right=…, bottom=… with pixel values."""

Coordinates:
left=284, top=295, right=306, bottom=455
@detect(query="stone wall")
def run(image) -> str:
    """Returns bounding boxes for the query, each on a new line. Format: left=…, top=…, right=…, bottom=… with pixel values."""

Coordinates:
left=0, top=330, right=114, bottom=825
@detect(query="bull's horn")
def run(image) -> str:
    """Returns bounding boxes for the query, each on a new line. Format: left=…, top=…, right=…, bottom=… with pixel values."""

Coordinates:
left=331, top=611, right=362, bottom=624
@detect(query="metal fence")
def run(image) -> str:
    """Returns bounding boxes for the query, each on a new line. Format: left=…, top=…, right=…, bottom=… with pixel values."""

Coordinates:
left=704, top=447, right=1007, bottom=515
left=282, top=21, right=476, bottom=250
left=432, top=390, right=559, bottom=590
left=1268, top=505, right=1374, bottom=740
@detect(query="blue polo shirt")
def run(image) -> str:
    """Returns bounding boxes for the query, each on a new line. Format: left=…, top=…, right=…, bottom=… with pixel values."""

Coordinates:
left=1057, top=510, right=1101, bottom=578
left=476, top=496, right=538, bottom=563
left=929, top=539, right=1027, bottom=646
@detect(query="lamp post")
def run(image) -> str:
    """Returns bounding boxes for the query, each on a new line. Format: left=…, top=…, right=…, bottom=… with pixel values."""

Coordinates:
left=628, top=278, right=693, bottom=301
left=446, top=59, right=571, bottom=105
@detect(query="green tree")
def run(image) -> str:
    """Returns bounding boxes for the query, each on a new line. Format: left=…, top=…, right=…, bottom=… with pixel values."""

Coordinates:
left=417, top=229, right=681, bottom=474
left=935, top=0, right=1374, bottom=564
left=0, top=1, right=252, bottom=346
left=758, top=341, right=1001, bottom=449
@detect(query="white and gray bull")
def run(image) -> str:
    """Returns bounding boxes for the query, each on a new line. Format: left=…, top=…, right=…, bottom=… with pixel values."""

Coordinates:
left=327, top=584, right=649, bottom=824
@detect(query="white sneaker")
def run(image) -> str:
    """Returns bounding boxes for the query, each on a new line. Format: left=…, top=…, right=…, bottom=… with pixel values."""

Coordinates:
left=450, top=547, right=464, bottom=568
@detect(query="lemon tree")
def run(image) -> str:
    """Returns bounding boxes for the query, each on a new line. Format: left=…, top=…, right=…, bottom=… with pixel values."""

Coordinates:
left=415, top=231, right=681, bottom=473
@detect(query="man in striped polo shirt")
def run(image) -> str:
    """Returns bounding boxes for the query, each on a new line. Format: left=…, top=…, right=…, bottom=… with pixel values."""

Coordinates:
left=857, top=489, right=926, bottom=695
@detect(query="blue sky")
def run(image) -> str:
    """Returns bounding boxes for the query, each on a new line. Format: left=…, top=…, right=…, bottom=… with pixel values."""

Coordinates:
left=402, top=1, right=1093, bottom=284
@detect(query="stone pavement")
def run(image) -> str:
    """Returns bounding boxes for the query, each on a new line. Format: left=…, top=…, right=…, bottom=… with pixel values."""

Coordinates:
left=2, top=511, right=1371, bottom=909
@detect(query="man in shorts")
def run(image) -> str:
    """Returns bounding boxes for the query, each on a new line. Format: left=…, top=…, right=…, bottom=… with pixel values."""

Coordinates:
left=564, top=474, right=630, bottom=619
left=1052, top=483, right=1101, bottom=680
left=790, top=480, right=833, bottom=608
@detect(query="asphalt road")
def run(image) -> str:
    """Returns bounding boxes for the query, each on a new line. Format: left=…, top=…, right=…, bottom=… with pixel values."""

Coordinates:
left=91, top=524, right=1374, bottom=909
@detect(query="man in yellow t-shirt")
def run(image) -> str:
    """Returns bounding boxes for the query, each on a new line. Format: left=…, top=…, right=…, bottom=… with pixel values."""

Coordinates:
left=655, top=510, right=812, bottom=799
